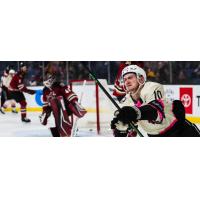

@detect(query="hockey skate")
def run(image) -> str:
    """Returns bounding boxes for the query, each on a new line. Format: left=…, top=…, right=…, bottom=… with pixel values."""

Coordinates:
left=0, top=107, right=5, bottom=114
left=21, top=117, right=31, bottom=123
left=12, top=108, right=18, bottom=114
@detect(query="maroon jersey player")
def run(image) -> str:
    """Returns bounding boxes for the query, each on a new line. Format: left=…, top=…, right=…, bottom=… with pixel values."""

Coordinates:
left=9, top=63, right=36, bottom=122
left=40, top=64, right=87, bottom=137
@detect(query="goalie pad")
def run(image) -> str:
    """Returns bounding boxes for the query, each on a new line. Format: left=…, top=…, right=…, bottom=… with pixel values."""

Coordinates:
left=50, top=96, right=73, bottom=137
left=50, top=127, right=60, bottom=137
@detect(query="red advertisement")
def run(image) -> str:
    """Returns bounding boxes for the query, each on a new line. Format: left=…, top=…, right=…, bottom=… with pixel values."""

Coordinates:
left=180, top=88, right=193, bottom=114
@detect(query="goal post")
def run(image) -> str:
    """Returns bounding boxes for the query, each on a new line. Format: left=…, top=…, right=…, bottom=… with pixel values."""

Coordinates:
left=70, top=79, right=115, bottom=135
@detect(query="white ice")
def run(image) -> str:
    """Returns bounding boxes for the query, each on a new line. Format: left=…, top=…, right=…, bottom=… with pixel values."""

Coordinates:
left=0, top=112, right=110, bottom=137
left=0, top=112, right=199, bottom=137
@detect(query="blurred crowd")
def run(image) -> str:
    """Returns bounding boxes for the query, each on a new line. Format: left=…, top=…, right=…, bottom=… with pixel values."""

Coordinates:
left=0, top=61, right=200, bottom=86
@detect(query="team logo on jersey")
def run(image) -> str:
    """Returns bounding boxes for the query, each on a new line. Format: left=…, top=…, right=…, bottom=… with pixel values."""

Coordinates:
left=180, top=88, right=193, bottom=114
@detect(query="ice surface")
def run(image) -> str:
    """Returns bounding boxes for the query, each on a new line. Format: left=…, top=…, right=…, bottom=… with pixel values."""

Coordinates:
left=0, top=112, right=199, bottom=137
left=0, top=112, right=112, bottom=137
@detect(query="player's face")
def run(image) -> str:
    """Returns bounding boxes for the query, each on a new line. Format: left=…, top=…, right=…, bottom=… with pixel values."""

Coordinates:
left=123, top=73, right=139, bottom=92
left=21, top=66, right=27, bottom=73
left=9, top=73, right=15, bottom=77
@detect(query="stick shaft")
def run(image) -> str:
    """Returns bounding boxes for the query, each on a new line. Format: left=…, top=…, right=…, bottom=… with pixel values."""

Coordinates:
left=84, top=66, right=144, bottom=137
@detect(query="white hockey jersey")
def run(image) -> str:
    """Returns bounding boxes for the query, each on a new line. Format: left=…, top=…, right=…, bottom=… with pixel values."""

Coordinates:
left=120, top=82, right=177, bottom=135
left=1, top=75, right=13, bottom=88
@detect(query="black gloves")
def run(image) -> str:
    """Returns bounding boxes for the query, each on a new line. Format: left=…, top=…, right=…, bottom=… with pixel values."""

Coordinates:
left=111, top=117, right=118, bottom=129
left=110, top=106, right=140, bottom=137
left=116, top=106, right=139, bottom=124
left=111, top=116, right=138, bottom=137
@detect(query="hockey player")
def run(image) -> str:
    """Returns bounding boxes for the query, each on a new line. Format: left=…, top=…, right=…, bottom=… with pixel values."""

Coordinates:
left=111, top=65, right=200, bottom=137
left=39, top=65, right=87, bottom=137
left=0, top=69, right=18, bottom=114
left=113, top=61, right=144, bottom=101
left=9, top=63, right=36, bottom=122
left=0, top=84, right=4, bottom=114
left=0, top=66, right=10, bottom=114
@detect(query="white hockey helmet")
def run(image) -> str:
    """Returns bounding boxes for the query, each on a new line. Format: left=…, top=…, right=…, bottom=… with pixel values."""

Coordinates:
left=9, top=69, right=15, bottom=74
left=122, top=65, right=147, bottom=82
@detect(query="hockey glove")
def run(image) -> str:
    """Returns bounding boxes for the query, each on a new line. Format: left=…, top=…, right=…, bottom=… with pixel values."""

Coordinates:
left=18, top=84, right=35, bottom=95
left=111, top=118, right=129, bottom=131
left=127, top=129, right=137, bottom=137
left=110, top=117, right=118, bottom=129
left=116, top=106, right=141, bottom=124
left=111, top=117, right=129, bottom=137
left=65, top=90, right=78, bottom=103
left=113, top=129, right=128, bottom=137
left=68, top=101, right=87, bottom=118
left=64, top=90, right=87, bottom=118
left=26, top=89, right=36, bottom=95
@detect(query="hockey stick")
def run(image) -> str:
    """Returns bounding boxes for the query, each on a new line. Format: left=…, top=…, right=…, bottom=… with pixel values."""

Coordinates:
left=0, top=87, right=5, bottom=114
left=83, top=65, right=144, bottom=137
left=0, top=84, right=2, bottom=108
left=0, top=92, right=1, bottom=108
left=71, top=80, right=87, bottom=137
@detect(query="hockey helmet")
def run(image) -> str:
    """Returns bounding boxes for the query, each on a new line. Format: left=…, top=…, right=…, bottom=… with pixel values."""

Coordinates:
left=19, top=62, right=28, bottom=68
left=122, top=65, right=147, bottom=82
left=9, top=69, right=15, bottom=74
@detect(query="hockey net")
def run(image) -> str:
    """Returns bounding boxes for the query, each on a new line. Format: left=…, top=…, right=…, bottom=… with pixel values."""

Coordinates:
left=70, top=79, right=116, bottom=136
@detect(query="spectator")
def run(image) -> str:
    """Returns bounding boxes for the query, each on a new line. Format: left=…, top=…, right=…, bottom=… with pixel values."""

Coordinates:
left=147, top=67, right=156, bottom=81
left=177, top=69, right=187, bottom=84
left=156, top=61, right=169, bottom=84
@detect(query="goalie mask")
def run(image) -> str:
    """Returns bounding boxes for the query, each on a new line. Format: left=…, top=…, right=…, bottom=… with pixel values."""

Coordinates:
left=43, top=75, right=56, bottom=88
left=122, top=65, right=147, bottom=82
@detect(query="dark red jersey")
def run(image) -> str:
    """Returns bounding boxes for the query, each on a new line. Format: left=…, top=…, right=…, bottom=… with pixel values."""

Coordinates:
left=113, top=63, right=127, bottom=98
left=42, top=82, right=86, bottom=118
left=9, top=72, right=35, bottom=94
left=9, top=72, right=25, bottom=91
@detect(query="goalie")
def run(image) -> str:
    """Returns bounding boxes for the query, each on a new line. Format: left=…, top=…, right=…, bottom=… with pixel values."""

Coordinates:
left=40, top=65, right=87, bottom=137
left=111, top=65, right=200, bottom=137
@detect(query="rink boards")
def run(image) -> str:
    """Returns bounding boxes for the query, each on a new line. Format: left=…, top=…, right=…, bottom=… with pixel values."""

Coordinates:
left=4, top=84, right=200, bottom=124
